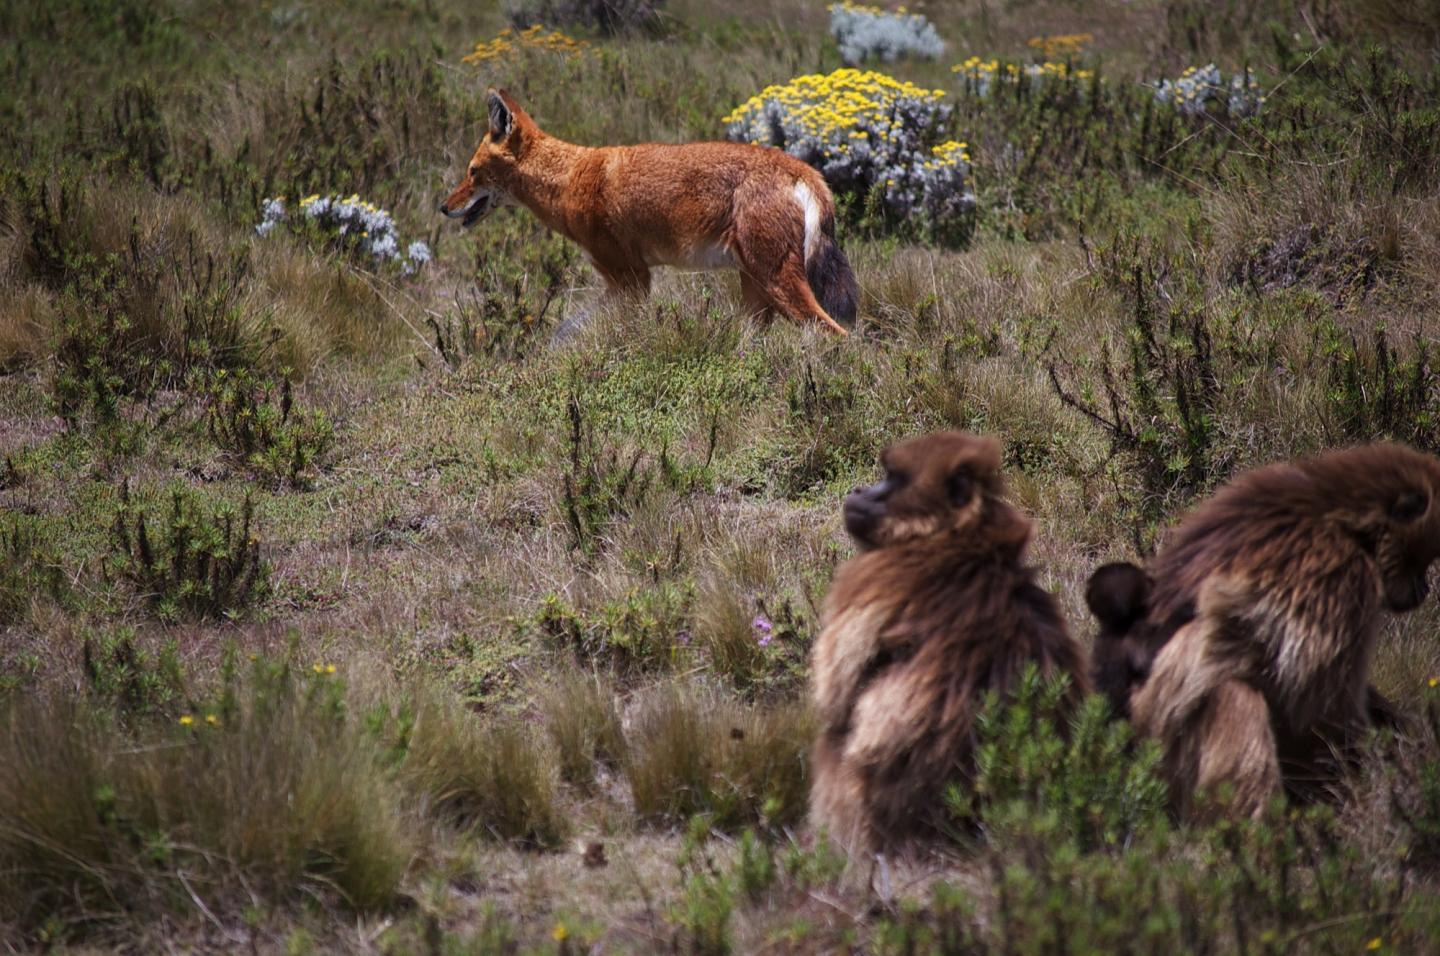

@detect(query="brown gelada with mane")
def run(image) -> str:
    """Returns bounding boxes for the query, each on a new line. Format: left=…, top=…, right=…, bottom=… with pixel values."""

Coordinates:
left=809, top=431, right=1090, bottom=855
left=1087, top=442, right=1440, bottom=818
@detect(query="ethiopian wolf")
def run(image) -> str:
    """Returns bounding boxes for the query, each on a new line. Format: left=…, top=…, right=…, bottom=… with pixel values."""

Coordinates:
left=439, top=88, right=858, bottom=335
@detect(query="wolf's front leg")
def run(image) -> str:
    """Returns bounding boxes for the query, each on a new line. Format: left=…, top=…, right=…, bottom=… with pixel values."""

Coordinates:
left=551, top=266, right=651, bottom=343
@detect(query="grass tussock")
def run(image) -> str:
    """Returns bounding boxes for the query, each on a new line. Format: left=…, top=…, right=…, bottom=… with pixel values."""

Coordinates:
left=0, top=656, right=412, bottom=941
left=539, top=668, right=628, bottom=791
left=392, top=684, right=568, bottom=849
left=625, top=682, right=813, bottom=830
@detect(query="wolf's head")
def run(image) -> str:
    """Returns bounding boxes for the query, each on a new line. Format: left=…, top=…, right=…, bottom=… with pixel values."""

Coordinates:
left=438, top=88, right=534, bottom=226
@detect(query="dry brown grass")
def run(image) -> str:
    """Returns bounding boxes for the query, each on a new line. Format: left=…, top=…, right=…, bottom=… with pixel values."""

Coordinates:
left=0, top=667, right=414, bottom=942
left=624, top=681, right=813, bottom=828
left=539, top=667, right=628, bottom=791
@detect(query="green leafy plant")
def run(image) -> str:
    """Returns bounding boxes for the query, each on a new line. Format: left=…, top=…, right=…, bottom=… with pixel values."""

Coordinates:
left=950, top=668, right=1169, bottom=851
left=80, top=628, right=184, bottom=721
left=108, top=483, right=269, bottom=620
left=0, top=515, right=66, bottom=625
left=1324, top=325, right=1439, bottom=453
left=203, top=369, right=334, bottom=488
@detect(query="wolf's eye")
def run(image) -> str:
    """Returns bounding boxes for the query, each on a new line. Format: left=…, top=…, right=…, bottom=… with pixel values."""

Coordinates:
left=468, top=166, right=480, bottom=180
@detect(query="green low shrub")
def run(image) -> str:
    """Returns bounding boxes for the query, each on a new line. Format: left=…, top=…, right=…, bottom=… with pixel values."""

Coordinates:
left=532, top=585, right=692, bottom=675
left=80, top=627, right=184, bottom=721
left=108, top=483, right=269, bottom=621
left=203, top=369, right=334, bottom=489
left=953, top=667, right=1169, bottom=851
left=0, top=514, right=66, bottom=625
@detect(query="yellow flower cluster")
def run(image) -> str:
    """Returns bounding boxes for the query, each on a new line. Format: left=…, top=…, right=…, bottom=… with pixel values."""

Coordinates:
left=1026, top=33, right=1093, bottom=59
left=463, top=25, right=588, bottom=65
left=723, top=69, right=946, bottom=140
left=300, top=194, right=379, bottom=213
left=828, top=1, right=915, bottom=15
left=954, top=56, right=1093, bottom=83
left=953, top=56, right=1094, bottom=98
left=930, top=139, right=971, bottom=167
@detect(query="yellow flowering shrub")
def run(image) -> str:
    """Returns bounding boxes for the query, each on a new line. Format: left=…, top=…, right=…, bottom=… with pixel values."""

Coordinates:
left=725, top=69, right=973, bottom=235
left=462, top=25, right=588, bottom=65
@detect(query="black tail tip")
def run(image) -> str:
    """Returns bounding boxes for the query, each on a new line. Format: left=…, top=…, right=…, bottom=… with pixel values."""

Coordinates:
left=809, top=239, right=859, bottom=326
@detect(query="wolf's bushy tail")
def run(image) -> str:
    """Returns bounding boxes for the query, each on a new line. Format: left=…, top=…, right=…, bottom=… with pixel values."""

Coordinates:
left=806, top=212, right=859, bottom=326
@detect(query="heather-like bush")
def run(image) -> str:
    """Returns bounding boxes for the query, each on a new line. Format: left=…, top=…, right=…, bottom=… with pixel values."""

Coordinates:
left=108, top=484, right=269, bottom=621
left=203, top=369, right=335, bottom=489
left=828, top=2, right=944, bottom=66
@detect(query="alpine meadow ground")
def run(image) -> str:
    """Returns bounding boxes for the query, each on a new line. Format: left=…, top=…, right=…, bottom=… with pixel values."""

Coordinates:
left=2, top=0, right=1440, bottom=950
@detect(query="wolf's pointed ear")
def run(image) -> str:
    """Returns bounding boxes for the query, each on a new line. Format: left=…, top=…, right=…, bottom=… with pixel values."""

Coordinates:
left=486, top=88, right=513, bottom=141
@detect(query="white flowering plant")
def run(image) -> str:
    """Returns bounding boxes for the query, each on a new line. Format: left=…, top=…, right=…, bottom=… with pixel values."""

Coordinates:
left=725, top=69, right=974, bottom=242
left=256, top=194, right=433, bottom=274
left=828, top=2, right=945, bottom=66
left=1154, top=64, right=1264, bottom=117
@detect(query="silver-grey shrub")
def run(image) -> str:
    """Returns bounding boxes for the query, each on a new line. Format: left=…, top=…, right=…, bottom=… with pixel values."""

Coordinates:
left=1154, top=63, right=1264, bottom=117
left=829, top=2, right=944, bottom=66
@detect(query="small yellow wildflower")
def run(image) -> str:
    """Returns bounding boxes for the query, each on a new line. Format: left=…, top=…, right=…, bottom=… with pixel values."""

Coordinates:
left=552, top=923, right=569, bottom=942
left=325, top=664, right=337, bottom=675
left=178, top=715, right=195, bottom=727
left=1026, top=33, right=1094, bottom=59
left=1367, top=939, right=1383, bottom=951
left=313, top=663, right=324, bottom=674
left=1429, top=676, right=1438, bottom=688
left=205, top=714, right=219, bottom=726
